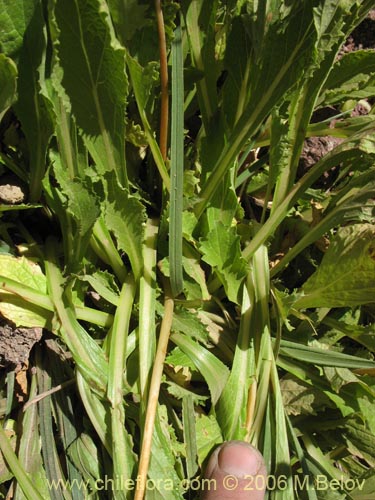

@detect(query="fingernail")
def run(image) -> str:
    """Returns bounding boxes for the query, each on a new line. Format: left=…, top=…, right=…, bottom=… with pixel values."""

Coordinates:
left=217, top=441, right=265, bottom=478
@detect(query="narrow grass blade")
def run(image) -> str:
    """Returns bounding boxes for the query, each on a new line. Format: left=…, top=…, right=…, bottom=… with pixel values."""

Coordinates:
left=170, top=332, right=229, bottom=407
left=169, top=25, right=184, bottom=298
left=44, top=339, right=83, bottom=500
left=15, top=370, right=50, bottom=500
left=279, top=339, right=375, bottom=369
left=286, top=416, right=318, bottom=500
left=270, top=359, right=293, bottom=498
left=182, top=395, right=198, bottom=478
left=0, top=424, right=43, bottom=500
left=36, top=357, right=67, bottom=500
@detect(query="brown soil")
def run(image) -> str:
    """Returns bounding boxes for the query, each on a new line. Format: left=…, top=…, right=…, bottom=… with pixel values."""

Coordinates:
left=0, top=318, right=42, bottom=371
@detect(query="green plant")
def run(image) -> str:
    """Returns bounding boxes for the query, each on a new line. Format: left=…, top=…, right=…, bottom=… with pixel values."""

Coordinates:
left=0, top=1, right=375, bottom=499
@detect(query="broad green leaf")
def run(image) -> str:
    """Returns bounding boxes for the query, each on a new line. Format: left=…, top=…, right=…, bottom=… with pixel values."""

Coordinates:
left=182, top=254, right=210, bottom=301
left=319, top=50, right=375, bottom=105
left=147, top=409, right=184, bottom=500
left=0, top=255, right=50, bottom=327
left=182, top=395, right=199, bottom=479
left=205, top=169, right=240, bottom=232
left=0, top=54, right=17, bottom=121
left=125, top=53, right=170, bottom=190
left=0, top=0, right=53, bottom=201
left=195, top=414, right=222, bottom=467
left=323, top=366, right=365, bottom=394
left=199, top=222, right=248, bottom=304
left=0, top=0, right=34, bottom=58
left=80, top=271, right=120, bottom=307
left=296, top=224, right=375, bottom=309
left=181, top=0, right=219, bottom=132
left=103, top=172, right=146, bottom=280
left=106, top=0, right=148, bottom=44
left=46, top=151, right=101, bottom=273
left=344, top=418, right=375, bottom=468
left=170, top=307, right=210, bottom=345
left=51, top=0, right=128, bottom=187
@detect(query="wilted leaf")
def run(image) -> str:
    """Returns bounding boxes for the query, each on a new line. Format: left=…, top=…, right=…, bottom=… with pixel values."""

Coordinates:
left=281, top=375, right=332, bottom=416
left=296, top=224, right=375, bottom=309
left=344, top=417, right=375, bottom=468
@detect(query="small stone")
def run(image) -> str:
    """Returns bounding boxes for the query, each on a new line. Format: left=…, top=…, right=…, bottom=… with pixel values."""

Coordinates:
left=0, top=176, right=27, bottom=204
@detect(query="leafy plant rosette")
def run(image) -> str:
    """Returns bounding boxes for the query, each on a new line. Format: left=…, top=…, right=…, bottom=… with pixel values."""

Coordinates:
left=0, top=0, right=375, bottom=499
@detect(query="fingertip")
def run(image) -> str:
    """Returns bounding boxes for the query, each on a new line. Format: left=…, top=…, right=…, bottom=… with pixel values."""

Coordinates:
left=217, top=441, right=266, bottom=478
left=202, top=441, right=267, bottom=499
